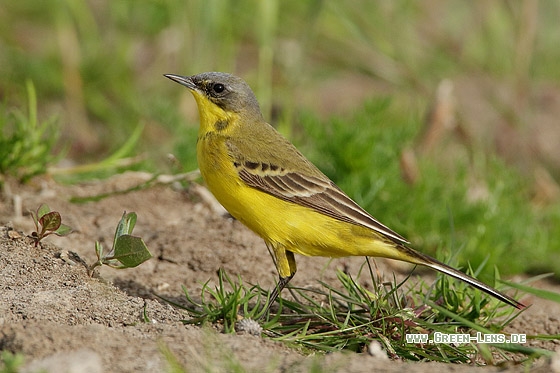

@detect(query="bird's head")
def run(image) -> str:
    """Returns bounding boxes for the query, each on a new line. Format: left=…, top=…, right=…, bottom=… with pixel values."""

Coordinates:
left=165, top=72, right=264, bottom=133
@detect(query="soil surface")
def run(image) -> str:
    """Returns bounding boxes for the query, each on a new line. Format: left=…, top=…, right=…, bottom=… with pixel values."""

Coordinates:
left=1, top=173, right=559, bottom=373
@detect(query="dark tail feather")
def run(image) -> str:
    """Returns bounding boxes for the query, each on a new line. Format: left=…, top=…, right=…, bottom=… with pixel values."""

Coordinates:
left=398, top=245, right=525, bottom=309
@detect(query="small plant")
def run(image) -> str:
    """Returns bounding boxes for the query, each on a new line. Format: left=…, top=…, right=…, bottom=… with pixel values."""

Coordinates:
left=174, top=268, right=268, bottom=333
left=0, top=80, right=61, bottom=182
left=30, top=204, right=73, bottom=247
left=0, top=351, right=25, bottom=373
left=88, top=211, right=152, bottom=276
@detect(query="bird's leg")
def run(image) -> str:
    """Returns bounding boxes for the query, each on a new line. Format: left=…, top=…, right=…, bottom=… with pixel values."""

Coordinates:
left=263, top=274, right=294, bottom=316
left=262, top=244, right=297, bottom=317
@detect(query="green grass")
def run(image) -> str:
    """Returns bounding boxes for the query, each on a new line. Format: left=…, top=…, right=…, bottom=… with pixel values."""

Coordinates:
left=0, top=80, right=61, bottom=182
left=167, top=261, right=552, bottom=367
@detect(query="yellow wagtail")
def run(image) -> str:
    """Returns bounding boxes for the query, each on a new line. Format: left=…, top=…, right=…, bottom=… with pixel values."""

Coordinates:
left=165, top=72, right=524, bottom=311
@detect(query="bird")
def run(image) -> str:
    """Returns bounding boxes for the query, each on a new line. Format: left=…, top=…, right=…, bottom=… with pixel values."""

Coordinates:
left=164, top=71, right=524, bottom=312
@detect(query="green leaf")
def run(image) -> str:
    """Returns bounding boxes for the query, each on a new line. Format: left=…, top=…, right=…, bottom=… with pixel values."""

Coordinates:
left=110, top=234, right=152, bottom=268
left=39, top=211, right=62, bottom=232
left=114, top=211, right=137, bottom=242
left=55, top=223, right=73, bottom=236
left=37, top=204, right=51, bottom=218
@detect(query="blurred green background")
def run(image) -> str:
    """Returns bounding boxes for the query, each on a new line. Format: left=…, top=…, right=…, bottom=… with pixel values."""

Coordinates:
left=1, top=0, right=560, bottom=279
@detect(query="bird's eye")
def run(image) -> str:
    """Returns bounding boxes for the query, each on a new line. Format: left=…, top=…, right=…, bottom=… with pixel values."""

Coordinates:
left=212, top=83, right=225, bottom=94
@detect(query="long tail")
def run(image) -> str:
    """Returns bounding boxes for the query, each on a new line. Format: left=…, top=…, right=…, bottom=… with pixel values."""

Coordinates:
left=396, top=244, right=525, bottom=309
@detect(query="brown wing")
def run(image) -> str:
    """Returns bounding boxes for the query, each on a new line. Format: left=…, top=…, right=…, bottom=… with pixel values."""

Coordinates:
left=235, top=161, right=409, bottom=245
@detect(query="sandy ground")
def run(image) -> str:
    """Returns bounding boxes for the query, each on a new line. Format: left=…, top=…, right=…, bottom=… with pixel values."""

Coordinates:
left=1, top=173, right=559, bottom=373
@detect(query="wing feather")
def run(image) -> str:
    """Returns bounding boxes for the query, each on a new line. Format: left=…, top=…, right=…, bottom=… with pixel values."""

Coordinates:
left=237, top=166, right=409, bottom=244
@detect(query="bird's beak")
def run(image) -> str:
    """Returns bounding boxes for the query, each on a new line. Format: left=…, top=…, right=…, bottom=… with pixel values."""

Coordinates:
left=164, top=74, right=198, bottom=91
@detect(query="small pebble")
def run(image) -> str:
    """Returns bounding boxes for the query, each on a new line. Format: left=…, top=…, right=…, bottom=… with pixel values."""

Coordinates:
left=235, top=318, right=263, bottom=336
left=367, top=340, right=388, bottom=360
left=59, top=251, right=78, bottom=266
left=7, top=229, right=22, bottom=239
